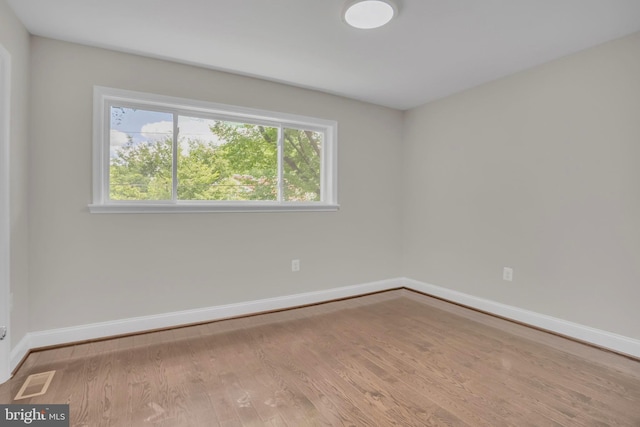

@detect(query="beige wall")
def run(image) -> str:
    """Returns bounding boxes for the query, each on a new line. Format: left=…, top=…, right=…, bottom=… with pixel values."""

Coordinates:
left=28, top=37, right=403, bottom=331
left=0, top=0, right=30, bottom=348
left=403, top=32, right=640, bottom=339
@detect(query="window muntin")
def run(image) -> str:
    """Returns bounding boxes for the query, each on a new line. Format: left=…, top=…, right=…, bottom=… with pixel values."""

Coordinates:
left=91, top=87, right=338, bottom=213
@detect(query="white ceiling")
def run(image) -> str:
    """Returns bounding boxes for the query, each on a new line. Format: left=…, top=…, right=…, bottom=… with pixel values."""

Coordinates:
left=8, top=0, right=640, bottom=110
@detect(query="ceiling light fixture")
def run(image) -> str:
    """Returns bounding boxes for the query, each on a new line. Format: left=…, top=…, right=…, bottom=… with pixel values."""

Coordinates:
left=343, top=0, right=397, bottom=30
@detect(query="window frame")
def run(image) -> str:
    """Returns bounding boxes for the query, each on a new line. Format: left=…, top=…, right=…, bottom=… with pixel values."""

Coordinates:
left=90, top=86, right=338, bottom=213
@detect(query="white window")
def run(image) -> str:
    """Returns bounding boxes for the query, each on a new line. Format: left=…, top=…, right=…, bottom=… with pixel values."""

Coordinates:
left=90, top=86, right=338, bottom=213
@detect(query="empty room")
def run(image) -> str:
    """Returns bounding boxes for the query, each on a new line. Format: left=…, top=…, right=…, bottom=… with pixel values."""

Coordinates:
left=1, top=0, right=640, bottom=425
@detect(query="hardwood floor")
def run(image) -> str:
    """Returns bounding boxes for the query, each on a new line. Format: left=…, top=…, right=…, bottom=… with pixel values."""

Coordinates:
left=1, top=290, right=639, bottom=426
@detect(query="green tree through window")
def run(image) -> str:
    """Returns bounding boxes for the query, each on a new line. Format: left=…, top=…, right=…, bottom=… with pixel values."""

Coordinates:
left=92, top=87, right=337, bottom=213
left=109, top=110, right=322, bottom=202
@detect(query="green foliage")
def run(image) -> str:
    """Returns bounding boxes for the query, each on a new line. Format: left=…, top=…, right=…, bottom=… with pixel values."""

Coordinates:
left=109, top=121, right=321, bottom=202
left=283, top=128, right=321, bottom=201
left=177, top=140, right=225, bottom=200
left=110, top=139, right=172, bottom=200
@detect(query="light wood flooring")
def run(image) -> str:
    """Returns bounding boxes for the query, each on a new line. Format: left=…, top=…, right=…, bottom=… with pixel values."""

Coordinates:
left=1, top=290, right=639, bottom=426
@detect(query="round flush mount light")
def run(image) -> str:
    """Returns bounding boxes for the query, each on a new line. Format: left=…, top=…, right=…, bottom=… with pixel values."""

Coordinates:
left=343, top=0, right=398, bottom=29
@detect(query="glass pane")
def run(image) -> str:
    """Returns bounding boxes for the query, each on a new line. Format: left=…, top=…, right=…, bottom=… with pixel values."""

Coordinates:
left=283, top=128, right=322, bottom=202
left=109, top=107, right=173, bottom=200
left=177, top=116, right=278, bottom=201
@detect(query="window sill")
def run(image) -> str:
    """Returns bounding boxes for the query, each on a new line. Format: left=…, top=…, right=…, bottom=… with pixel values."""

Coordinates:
left=88, top=202, right=340, bottom=214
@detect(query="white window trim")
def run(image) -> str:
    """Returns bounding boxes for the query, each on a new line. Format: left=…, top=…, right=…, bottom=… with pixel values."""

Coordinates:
left=90, top=86, right=339, bottom=214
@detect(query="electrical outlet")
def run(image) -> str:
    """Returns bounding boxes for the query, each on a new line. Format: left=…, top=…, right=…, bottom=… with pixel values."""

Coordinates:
left=291, top=259, right=300, bottom=272
left=503, top=267, right=513, bottom=282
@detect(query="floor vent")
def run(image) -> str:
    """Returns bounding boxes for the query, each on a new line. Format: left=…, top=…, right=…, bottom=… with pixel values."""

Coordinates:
left=14, top=370, right=56, bottom=400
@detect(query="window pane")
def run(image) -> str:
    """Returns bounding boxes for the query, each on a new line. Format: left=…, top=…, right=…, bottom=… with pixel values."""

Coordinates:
left=94, top=87, right=338, bottom=212
left=177, top=117, right=278, bottom=201
left=109, top=107, right=173, bottom=200
left=283, top=128, right=322, bottom=202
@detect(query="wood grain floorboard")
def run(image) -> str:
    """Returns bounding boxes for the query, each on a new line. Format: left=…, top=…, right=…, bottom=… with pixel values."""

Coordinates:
left=238, top=322, right=336, bottom=426
left=241, top=322, right=378, bottom=426
left=225, top=328, right=314, bottom=425
left=281, top=311, right=452, bottom=426
left=1, top=290, right=639, bottom=426
left=367, top=298, right=624, bottom=426
left=252, top=327, right=383, bottom=426
left=386, top=297, right=640, bottom=425
left=355, top=303, right=558, bottom=418
left=310, top=306, right=481, bottom=426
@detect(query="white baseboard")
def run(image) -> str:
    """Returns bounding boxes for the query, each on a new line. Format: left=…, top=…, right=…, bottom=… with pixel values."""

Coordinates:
left=9, top=334, right=30, bottom=377
left=9, top=277, right=640, bottom=374
left=9, top=278, right=402, bottom=373
left=401, top=278, right=640, bottom=359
